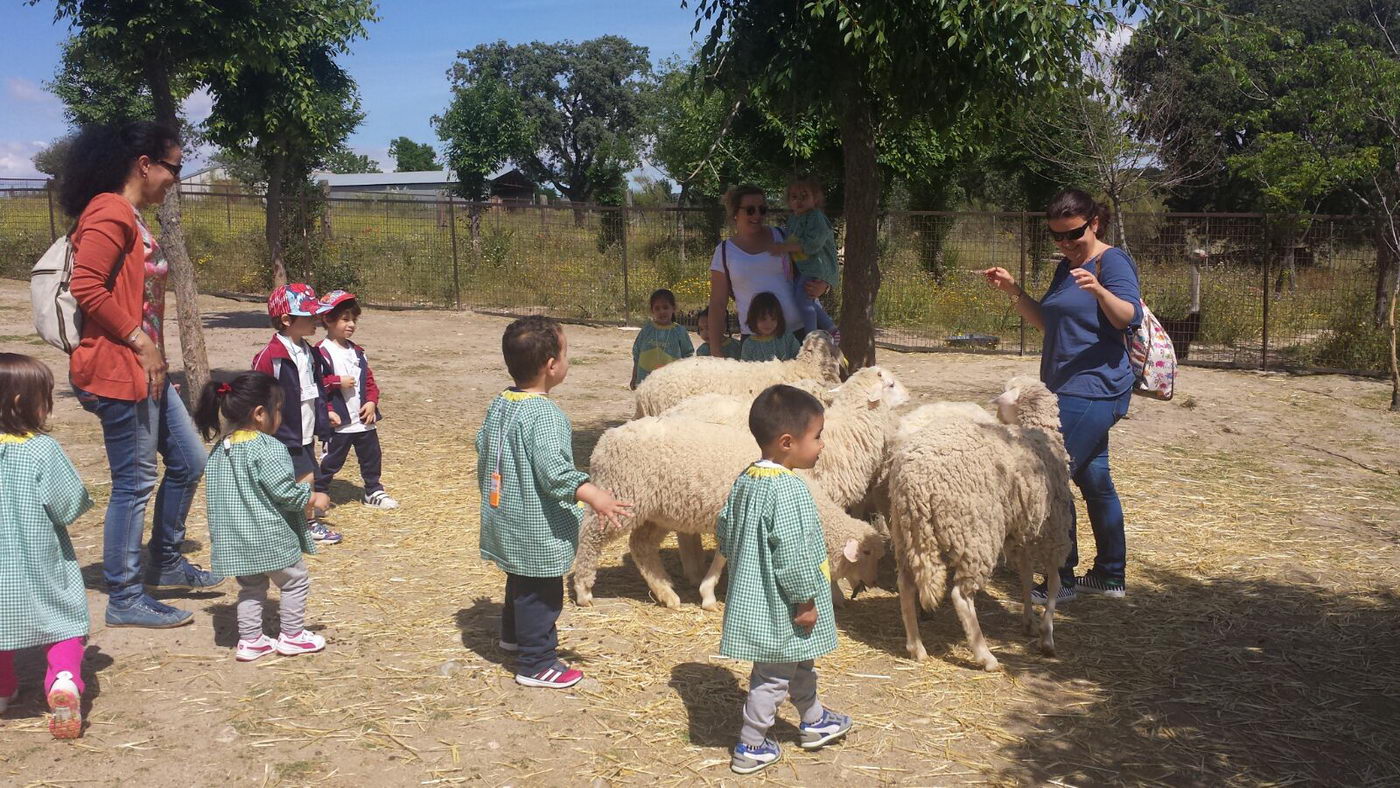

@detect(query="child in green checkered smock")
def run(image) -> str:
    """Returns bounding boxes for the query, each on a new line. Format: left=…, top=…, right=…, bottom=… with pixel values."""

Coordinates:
left=696, top=306, right=742, bottom=359
left=0, top=354, right=93, bottom=739
left=715, top=383, right=852, bottom=775
left=478, top=316, right=631, bottom=690
left=741, top=292, right=801, bottom=362
left=195, top=371, right=333, bottom=664
left=631, top=289, right=694, bottom=388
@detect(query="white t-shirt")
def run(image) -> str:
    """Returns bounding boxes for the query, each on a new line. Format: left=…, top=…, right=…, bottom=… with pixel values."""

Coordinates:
left=709, top=228, right=801, bottom=335
left=275, top=333, right=318, bottom=446
left=322, top=340, right=371, bottom=434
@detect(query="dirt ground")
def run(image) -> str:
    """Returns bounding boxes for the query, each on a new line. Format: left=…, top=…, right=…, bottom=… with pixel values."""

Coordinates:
left=0, top=278, right=1396, bottom=787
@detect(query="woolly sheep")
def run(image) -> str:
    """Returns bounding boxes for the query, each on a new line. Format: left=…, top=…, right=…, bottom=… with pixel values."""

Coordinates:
left=885, top=378, right=1073, bottom=671
left=572, top=367, right=908, bottom=610
left=632, top=330, right=842, bottom=419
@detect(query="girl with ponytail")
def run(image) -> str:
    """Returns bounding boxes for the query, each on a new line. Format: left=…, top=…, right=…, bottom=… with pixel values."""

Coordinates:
left=197, top=372, right=332, bottom=662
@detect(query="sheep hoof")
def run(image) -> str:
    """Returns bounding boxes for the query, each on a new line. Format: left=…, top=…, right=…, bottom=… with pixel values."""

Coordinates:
left=700, top=600, right=721, bottom=612
left=1024, top=620, right=1040, bottom=637
left=574, top=588, right=593, bottom=607
left=657, top=590, right=682, bottom=610
left=979, top=657, right=1002, bottom=673
left=1040, top=640, right=1056, bottom=658
left=906, top=643, right=928, bottom=662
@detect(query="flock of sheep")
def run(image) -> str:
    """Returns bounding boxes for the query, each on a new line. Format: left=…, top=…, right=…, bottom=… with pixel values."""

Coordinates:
left=569, top=332, right=1075, bottom=671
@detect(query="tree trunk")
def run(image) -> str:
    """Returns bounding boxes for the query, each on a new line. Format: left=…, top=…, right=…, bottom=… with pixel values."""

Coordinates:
left=145, top=61, right=210, bottom=401
left=1388, top=263, right=1399, bottom=411
left=1109, top=192, right=1130, bottom=255
left=836, top=91, right=881, bottom=369
left=1376, top=223, right=1399, bottom=328
left=266, top=153, right=289, bottom=288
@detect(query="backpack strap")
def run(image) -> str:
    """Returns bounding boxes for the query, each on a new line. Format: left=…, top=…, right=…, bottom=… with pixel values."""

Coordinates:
left=721, top=239, right=734, bottom=300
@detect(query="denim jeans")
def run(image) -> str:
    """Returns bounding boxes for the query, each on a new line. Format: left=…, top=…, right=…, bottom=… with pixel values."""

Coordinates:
left=1057, top=389, right=1132, bottom=585
left=75, top=382, right=206, bottom=604
left=792, top=274, right=837, bottom=334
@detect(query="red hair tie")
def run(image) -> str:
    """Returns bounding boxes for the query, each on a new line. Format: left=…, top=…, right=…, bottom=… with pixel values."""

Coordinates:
left=216, top=383, right=233, bottom=396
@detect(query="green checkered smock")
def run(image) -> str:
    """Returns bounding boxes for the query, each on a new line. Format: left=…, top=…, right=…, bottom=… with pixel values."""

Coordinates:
left=785, top=209, right=840, bottom=285
left=633, top=321, right=694, bottom=384
left=0, top=433, right=93, bottom=650
left=740, top=332, right=801, bottom=362
left=204, top=430, right=316, bottom=577
left=697, top=337, right=742, bottom=359
left=476, top=391, right=589, bottom=577
left=716, top=462, right=837, bottom=663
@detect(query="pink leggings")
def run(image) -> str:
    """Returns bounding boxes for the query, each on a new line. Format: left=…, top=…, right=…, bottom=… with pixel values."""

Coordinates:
left=0, top=638, right=86, bottom=697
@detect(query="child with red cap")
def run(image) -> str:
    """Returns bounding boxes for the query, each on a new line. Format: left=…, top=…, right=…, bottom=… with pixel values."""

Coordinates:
left=314, top=290, right=397, bottom=510
left=252, top=283, right=342, bottom=544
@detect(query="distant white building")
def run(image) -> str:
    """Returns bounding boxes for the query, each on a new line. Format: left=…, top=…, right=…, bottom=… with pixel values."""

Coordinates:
left=178, top=165, right=236, bottom=195
left=314, top=167, right=537, bottom=201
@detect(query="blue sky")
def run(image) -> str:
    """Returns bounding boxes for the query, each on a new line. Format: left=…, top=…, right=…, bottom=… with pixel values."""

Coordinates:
left=0, top=1, right=702, bottom=178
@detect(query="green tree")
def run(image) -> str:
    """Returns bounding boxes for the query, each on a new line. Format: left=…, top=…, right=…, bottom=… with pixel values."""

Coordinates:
left=49, top=35, right=157, bottom=128
left=323, top=147, right=381, bottom=174
left=445, top=36, right=652, bottom=210
left=690, top=0, right=1151, bottom=366
left=434, top=76, right=531, bottom=201
left=387, top=137, right=438, bottom=171
left=202, top=6, right=374, bottom=288
left=31, top=135, right=74, bottom=181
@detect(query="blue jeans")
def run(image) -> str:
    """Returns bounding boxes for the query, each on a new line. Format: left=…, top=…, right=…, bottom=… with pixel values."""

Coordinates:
left=793, top=274, right=837, bottom=334
left=75, top=382, right=206, bottom=604
left=1057, top=390, right=1132, bottom=585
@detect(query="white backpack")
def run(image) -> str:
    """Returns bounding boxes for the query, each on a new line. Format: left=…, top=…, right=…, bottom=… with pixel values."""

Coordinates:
left=30, top=232, right=124, bottom=354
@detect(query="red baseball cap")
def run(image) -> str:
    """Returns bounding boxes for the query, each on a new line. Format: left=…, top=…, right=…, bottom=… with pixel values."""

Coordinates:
left=319, top=289, right=358, bottom=310
left=268, top=283, right=331, bottom=319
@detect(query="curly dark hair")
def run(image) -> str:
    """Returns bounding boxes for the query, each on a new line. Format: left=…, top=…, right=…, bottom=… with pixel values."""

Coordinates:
left=58, top=121, right=182, bottom=217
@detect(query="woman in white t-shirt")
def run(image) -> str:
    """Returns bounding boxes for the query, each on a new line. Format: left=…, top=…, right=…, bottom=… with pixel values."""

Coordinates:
left=706, top=185, right=810, bottom=349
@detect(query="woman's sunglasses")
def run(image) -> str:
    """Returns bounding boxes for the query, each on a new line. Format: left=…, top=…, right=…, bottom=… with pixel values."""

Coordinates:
left=741, top=205, right=769, bottom=216
left=1048, top=218, right=1092, bottom=242
left=155, top=160, right=182, bottom=179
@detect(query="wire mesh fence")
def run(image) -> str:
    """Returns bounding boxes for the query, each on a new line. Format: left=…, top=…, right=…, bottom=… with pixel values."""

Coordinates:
left=0, top=182, right=1392, bottom=375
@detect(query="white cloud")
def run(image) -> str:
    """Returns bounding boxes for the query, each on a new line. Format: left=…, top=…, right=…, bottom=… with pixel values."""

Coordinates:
left=182, top=87, right=214, bottom=124
left=0, top=140, right=47, bottom=178
left=5, top=77, right=60, bottom=107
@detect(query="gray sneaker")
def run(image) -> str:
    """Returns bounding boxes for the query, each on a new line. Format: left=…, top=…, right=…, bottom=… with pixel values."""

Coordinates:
left=731, top=738, right=781, bottom=775
left=105, top=595, right=194, bottom=628
left=1030, top=582, right=1077, bottom=606
left=1075, top=570, right=1126, bottom=598
left=799, top=709, right=852, bottom=750
left=145, top=559, right=226, bottom=591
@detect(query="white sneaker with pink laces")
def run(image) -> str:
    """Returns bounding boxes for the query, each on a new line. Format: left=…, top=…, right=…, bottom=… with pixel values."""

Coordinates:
left=236, top=634, right=277, bottom=662
left=275, top=630, right=326, bottom=656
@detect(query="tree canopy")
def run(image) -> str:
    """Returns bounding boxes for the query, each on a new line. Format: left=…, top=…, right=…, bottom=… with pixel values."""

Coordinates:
left=388, top=137, right=438, bottom=171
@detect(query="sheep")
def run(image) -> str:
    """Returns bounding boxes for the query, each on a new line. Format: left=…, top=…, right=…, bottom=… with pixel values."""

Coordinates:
left=572, top=367, right=908, bottom=610
left=632, top=330, right=841, bottom=419
left=885, top=378, right=1073, bottom=671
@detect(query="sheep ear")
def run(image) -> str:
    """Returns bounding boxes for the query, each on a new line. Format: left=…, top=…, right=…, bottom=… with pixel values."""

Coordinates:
left=843, top=538, right=860, bottom=562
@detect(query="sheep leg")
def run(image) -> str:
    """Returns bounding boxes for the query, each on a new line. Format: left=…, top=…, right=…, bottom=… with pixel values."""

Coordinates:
left=698, top=550, right=727, bottom=611
left=1039, top=571, right=1060, bottom=657
left=629, top=522, right=682, bottom=609
left=830, top=578, right=846, bottom=609
left=950, top=583, right=999, bottom=672
left=896, top=560, right=928, bottom=661
left=677, top=532, right=707, bottom=585
left=1017, top=557, right=1039, bottom=638
left=570, top=512, right=610, bottom=607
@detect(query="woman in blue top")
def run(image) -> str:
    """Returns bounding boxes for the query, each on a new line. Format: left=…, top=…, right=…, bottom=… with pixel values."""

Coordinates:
left=983, top=189, right=1142, bottom=605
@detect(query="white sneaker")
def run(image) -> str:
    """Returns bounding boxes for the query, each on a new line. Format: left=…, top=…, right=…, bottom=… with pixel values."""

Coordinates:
left=47, top=671, right=82, bottom=739
left=236, top=634, right=277, bottom=662
left=275, top=629, right=326, bottom=656
left=0, top=688, right=17, bottom=714
left=363, top=490, right=399, bottom=509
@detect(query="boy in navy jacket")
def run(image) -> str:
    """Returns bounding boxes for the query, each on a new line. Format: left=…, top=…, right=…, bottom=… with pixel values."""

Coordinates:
left=314, top=291, right=398, bottom=510
left=252, top=283, right=341, bottom=544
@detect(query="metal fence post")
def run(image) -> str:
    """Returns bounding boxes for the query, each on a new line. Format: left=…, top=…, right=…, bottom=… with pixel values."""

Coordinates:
left=1261, top=228, right=1271, bottom=371
left=1018, top=212, right=1027, bottom=356
left=46, top=180, right=57, bottom=241
left=447, top=196, right=461, bottom=309
left=620, top=205, right=631, bottom=325
left=225, top=193, right=233, bottom=231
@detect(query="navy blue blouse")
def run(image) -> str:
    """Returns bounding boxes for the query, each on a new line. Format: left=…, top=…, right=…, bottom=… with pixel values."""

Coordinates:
left=1038, top=247, right=1144, bottom=398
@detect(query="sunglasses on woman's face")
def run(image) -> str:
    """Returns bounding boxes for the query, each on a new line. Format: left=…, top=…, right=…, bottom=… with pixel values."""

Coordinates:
left=1048, top=218, right=1092, bottom=242
left=155, top=160, right=183, bottom=179
left=741, top=205, right=769, bottom=216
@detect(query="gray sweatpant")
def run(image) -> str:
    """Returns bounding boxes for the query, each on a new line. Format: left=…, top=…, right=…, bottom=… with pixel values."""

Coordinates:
left=236, top=559, right=310, bottom=641
left=740, top=660, right=827, bottom=747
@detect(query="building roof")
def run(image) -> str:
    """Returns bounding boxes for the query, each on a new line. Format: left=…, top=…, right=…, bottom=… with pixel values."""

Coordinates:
left=314, top=166, right=524, bottom=188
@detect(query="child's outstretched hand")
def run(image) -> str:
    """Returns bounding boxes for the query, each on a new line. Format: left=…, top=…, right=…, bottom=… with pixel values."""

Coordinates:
left=310, top=492, right=331, bottom=512
left=793, top=600, right=817, bottom=630
left=577, top=482, right=633, bottom=530
left=359, top=401, right=377, bottom=425
left=329, top=412, right=342, bottom=428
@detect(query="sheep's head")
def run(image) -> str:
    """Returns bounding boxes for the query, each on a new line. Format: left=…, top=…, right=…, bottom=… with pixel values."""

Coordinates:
left=797, top=330, right=842, bottom=383
left=833, top=531, right=886, bottom=591
left=992, top=376, right=1058, bottom=431
left=830, top=366, right=909, bottom=411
